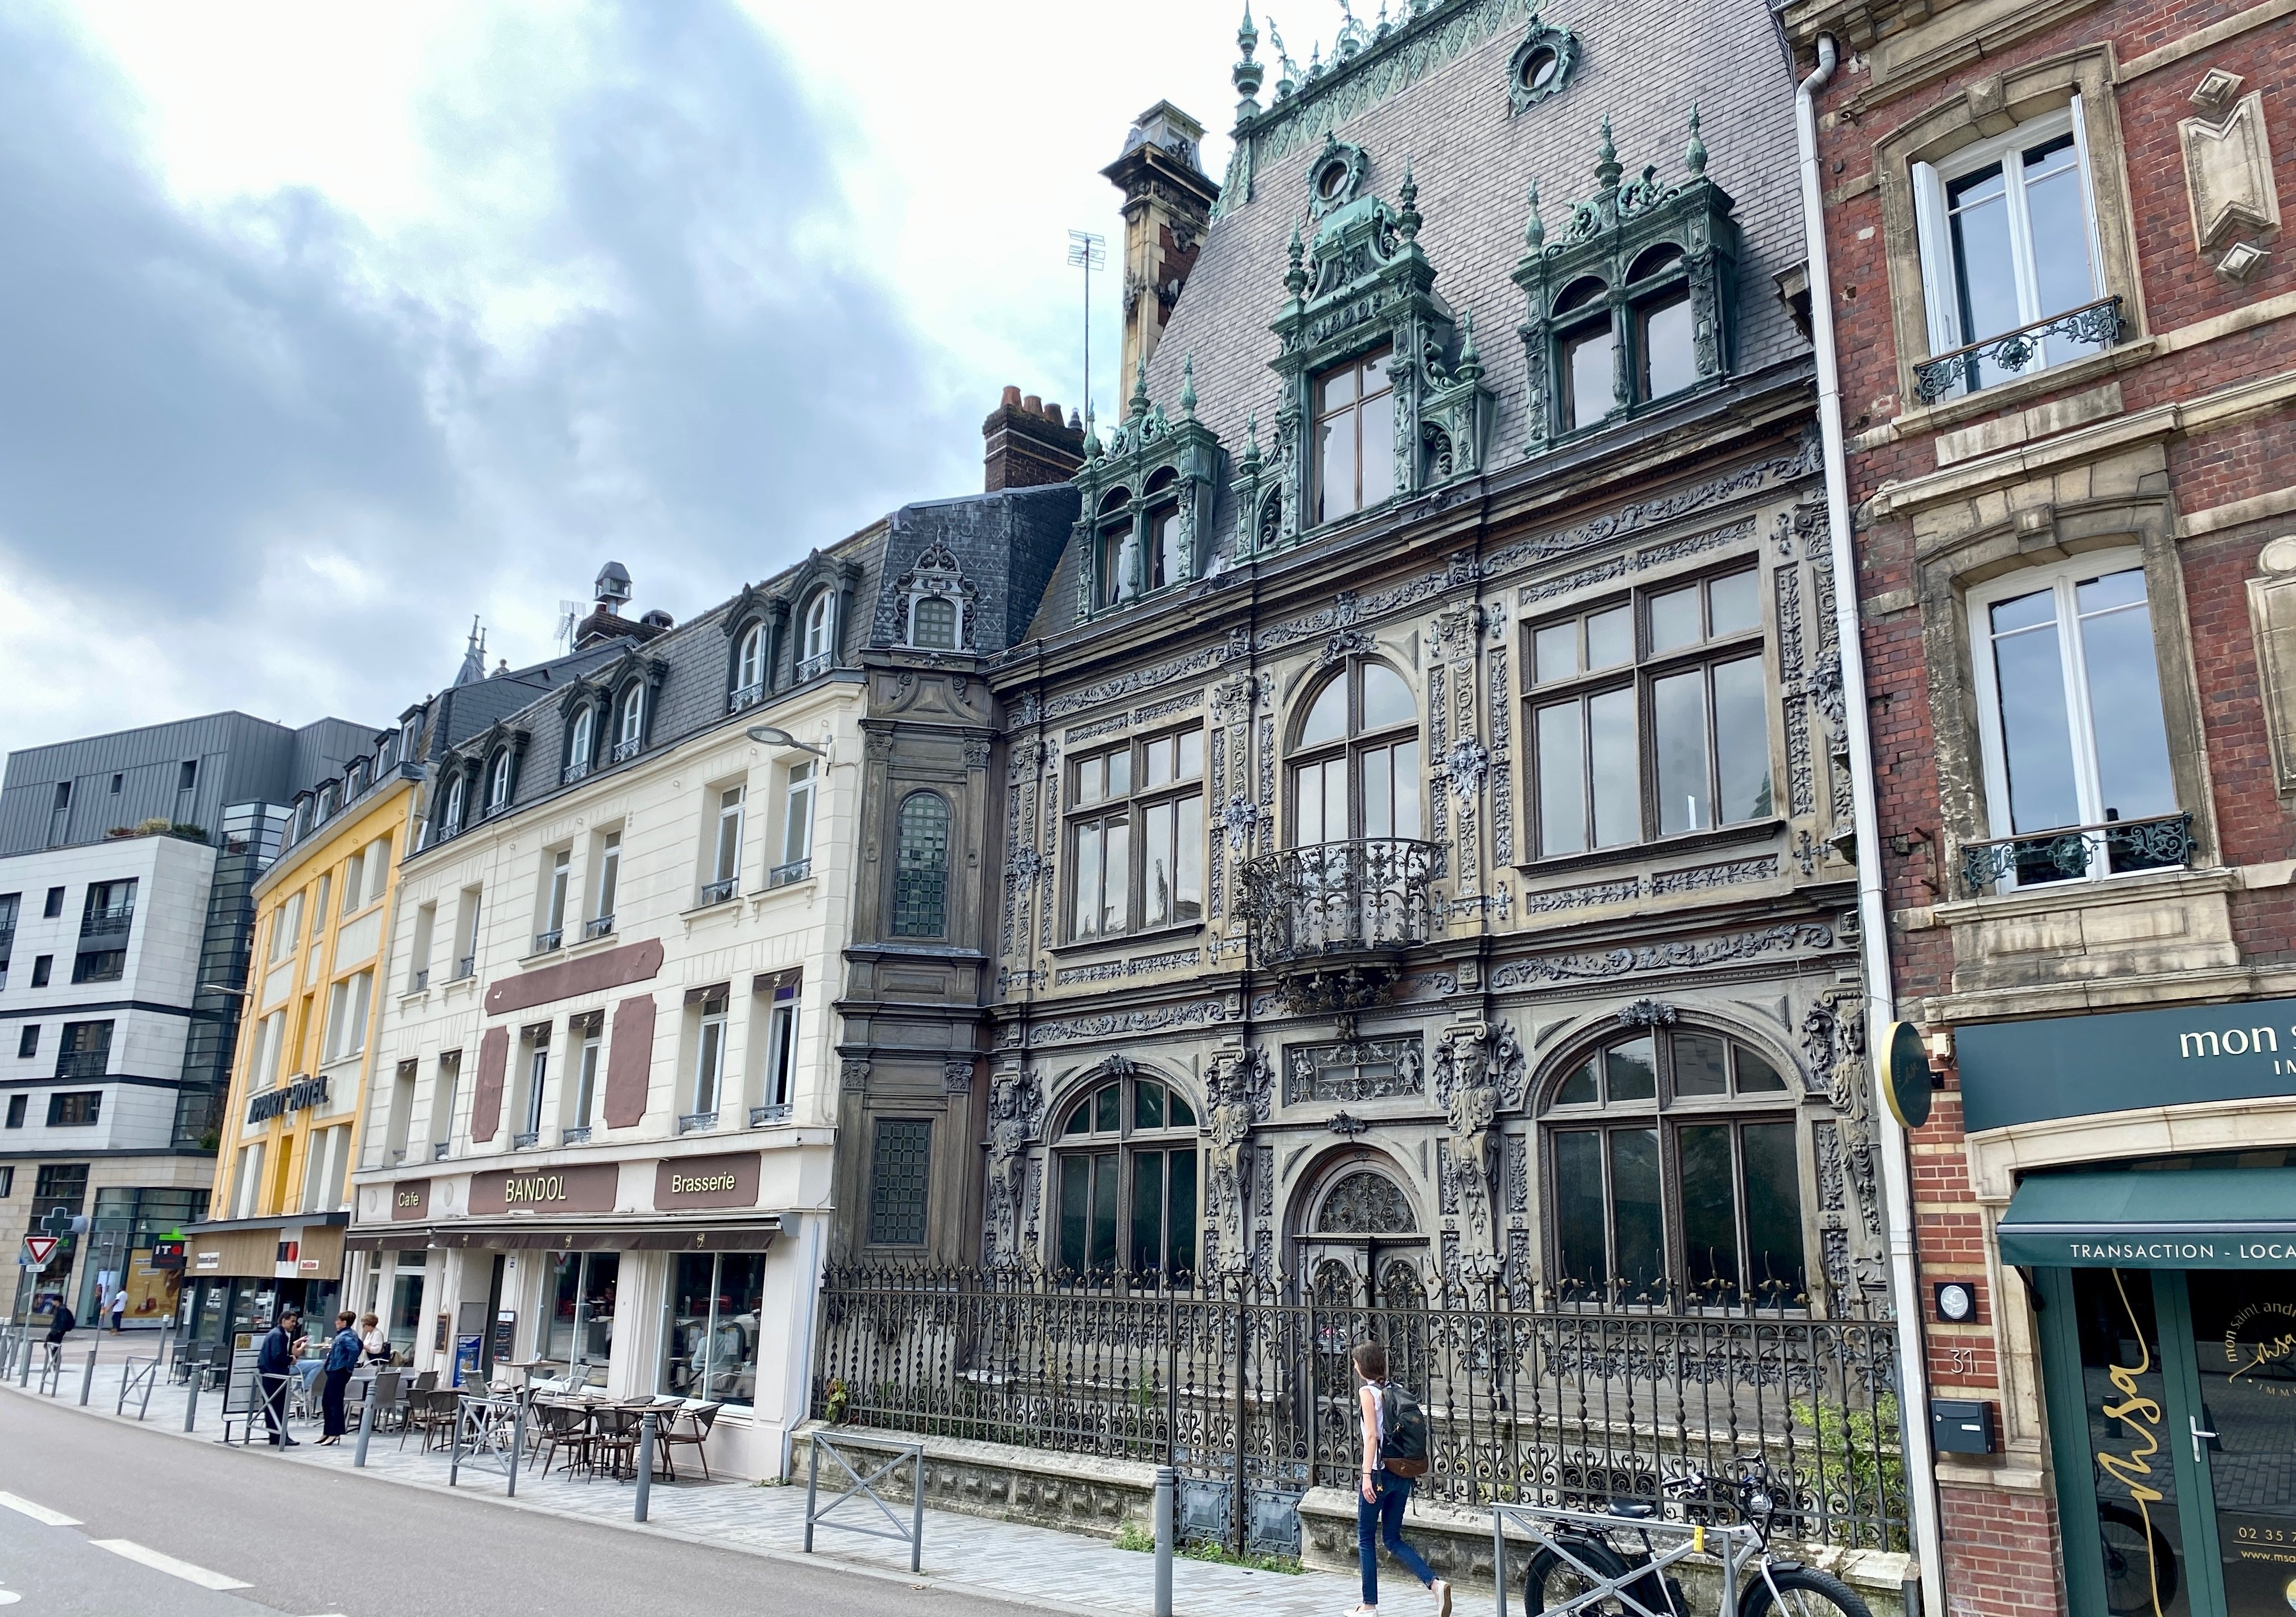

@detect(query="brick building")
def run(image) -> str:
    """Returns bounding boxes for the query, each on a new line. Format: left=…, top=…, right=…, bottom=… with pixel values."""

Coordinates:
left=1780, top=0, right=2296, bottom=1606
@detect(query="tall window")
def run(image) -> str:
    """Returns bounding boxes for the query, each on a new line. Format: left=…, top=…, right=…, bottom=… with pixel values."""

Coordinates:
left=690, top=990, right=728, bottom=1123
left=1557, top=278, right=1615, bottom=430
left=1095, top=488, right=1133, bottom=608
left=801, top=590, right=836, bottom=675
left=591, top=831, right=620, bottom=934
left=539, top=849, right=570, bottom=950
left=1553, top=252, right=1698, bottom=436
left=1914, top=105, right=2106, bottom=395
left=774, top=762, right=815, bottom=884
left=661, top=1253, right=768, bottom=1405
left=519, top=1025, right=550, bottom=1144
left=867, top=1118, right=932, bottom=1246
left=1144, top=467, right=1185, bottom=591
left=487, top=750, right=513, bottom=814
left=565, top=705, right=594, bottom=781
left=911, top=596, right=958, bottom=650
left=322, top=972, right=373, bottom=1065
left=1545, top=1028, right=1803, bottom=1310
left=542, top=1251, right=618, bottom=1369
left=1290, top=661, right=1420, bottom=846
left=441, top=775, right=465, bottom=836
left=569, top=1012, right=602, bottom=1134
left=891, top=793, right=950, bottom=938
left=1055, top=1074, right=1199, bottom=1281
left=1528, top=566, right=1770, bottom=852
left=732, top=622, right=766, bottom=705
left=1068, top=729, right=1204, bottom=939
left=704, top=786, right=744, bottom=904
left=1313, top=347, right=1394, bottom=524
left=615, top=687, right=645, bottom=760
left=758, top=978, right=798, bottom=1123
left=1969, top=553, right=2177, bottom=888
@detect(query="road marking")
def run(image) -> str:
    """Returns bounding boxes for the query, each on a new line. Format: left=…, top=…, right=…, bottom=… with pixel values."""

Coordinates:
left=0, top=1492, right=80, bottom=1526
left=89, top=1539, right=252, bottom=1590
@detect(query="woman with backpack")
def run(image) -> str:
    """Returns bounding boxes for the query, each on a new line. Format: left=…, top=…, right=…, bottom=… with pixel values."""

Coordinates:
left=1352, top=1340, right=1452, bottom=1617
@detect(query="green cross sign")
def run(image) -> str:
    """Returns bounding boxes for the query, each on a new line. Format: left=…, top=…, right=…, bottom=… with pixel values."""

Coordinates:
left=38, top=1206, right=75, bottom=1241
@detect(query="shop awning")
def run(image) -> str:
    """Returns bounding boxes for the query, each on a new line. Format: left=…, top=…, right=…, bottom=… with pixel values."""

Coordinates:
left=345, top=1214, right=781, bottom=1254
left=1999, top=1166, right=2296, bottom=1267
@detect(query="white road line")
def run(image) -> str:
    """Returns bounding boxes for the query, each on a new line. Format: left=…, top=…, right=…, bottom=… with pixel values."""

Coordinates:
left=89, top=1539, right=252, bottom=1590
left=0, top=1491, right=80, bottom=1526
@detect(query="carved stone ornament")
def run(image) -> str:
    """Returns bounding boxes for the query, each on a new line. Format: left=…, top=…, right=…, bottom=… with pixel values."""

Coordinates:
left=1617, top=998, right=1678, bottom=1028
left=1436, top=1024, right=1503, bottom=1279
left=1204, top=1052, right=1258, bottom=1273
left=1506, top=16, right=1580, bottom=115
left=2182, top=83, right=2281, bottom=277
left=1305, top=133, right=1370, bottom=220
left=983, top=1065, right=1043, bottom=1266
left=1315, top=1169, right=1416, bottom=1233
left=943, top=1057, right=975, bottom=1095
left=1326, top=1111, right=1372, bottom=1138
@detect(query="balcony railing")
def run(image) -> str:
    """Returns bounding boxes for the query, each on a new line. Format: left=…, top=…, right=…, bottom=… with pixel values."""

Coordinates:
left=450, top=955, right=476, bottom=982
left=678, top=1110, right=718, bottom=1134
left=1237, top=839, right=1440, bottom=968
left=768, top=859, right=811, bottom=888
left=1959, top=811, right=2196, bottom=898
left=512, top=1130, right=540, bottom=1149
left=533, top=929, right=563, bottom=954
left=54, top=1050, right=109, bottom=1079
left=1913, top=294, right=2122, bottom=403
left=727, top=680, right=765, bottom=713
left=79, top=909, right=133, bottom=939
left=433, top=1140, right=451, bottom=1162
left=561, top=760, right=591, bottom=786
left=796, top=653, right=831, bottom=683
left=749, top=1102, right=793, bottom=1127
left=698, top=877, right=739, bottom=908
left=410, top=968, right=429, bottom=992
left=583, top=914, right=615, bottom=941
left=612, top=737, right=642, bottom=764
left=562, top=1124, right=592, bottom=1145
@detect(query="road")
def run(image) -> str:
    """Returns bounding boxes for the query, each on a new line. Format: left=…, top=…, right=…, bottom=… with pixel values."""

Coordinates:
left=0, top=1392, right=1043, bottom=1616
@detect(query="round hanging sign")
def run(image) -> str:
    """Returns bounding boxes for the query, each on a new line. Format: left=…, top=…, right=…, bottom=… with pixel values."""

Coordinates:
left=1877, top=1020, right=1933, bottom=1130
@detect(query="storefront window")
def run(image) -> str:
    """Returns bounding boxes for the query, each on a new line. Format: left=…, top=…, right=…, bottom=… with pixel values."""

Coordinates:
left=541, top=1251, right=618, bottom=1373
left=388, top=1255, right=425, bottom=1356
left=660, top=1252, right=768, bottom=1407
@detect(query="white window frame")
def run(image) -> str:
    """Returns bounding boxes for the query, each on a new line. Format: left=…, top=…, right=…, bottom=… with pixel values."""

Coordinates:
left=488, top=750, right=513, bottom=811
left=803, top=591, right=835, bottom=665
left=523, top=1030, right=550, bottom=1140
left=593, top=831, right=621, bottom=925
left=573, top=1020, right=602, bottom=1128
left=780, top=762, right=815, bottom=875
left=1966, top=547, right=2174, bottom=888
left=544, top=849, right=571, bottom=938
left=1911, top=100, right=2105, bottom=367
left=618, top=688, right=645, bottom=750
left=442, top=775, right=465, bottom=834
left=568, top=704, right=594, bottom=770
left=694, top=999, right=728, bottom=1117
left=712, top=786, right=745, bottom=887
left=735, top=623, right=765, bottom=695
left=765, top=999, right=798, bottom=1111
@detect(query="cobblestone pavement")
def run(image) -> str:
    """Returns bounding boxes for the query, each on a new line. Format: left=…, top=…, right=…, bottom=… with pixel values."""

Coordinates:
left=3, top=1345, right=1374, bottom=1617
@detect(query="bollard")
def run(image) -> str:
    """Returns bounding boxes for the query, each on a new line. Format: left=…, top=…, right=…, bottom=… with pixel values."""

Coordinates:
left=802, top=1436, right=820, bottom=1553
left=910, top=1452, right=924, bottom=1575
left=17, top=1333, right=30, bottom=1387
left=449, top=1394, right=463, bottom=1487
left=509, top=1403, right=526, bottom=1499
left=1154, top=1465, right=1175, bottom=1617
left=183, top=1366, right=200, bottom=1433
left=634, top=1413, right=655, bottom=1521
left=352, top=1383, right=376, bottom=1468
left=80, top=1347, right=96, bottom=1406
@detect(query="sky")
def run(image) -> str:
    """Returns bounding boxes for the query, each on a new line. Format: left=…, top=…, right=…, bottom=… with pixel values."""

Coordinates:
left=0, top=0, right=1313, bottom=750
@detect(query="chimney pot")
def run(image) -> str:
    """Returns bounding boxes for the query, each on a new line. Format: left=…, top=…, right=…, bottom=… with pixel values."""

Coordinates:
left=1044, top=400, right=1061, bottom=421
left=983, top=384, right=1086, bottom=493
left=1023, top=394, right=1042, bottom=415
left=1002, top=385, right=1022, bottom=408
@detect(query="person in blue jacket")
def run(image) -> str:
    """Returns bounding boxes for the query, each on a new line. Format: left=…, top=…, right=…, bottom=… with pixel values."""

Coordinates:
left=257, top=1307, right=305, bottom=1447
left=317, top=1311, right=362, bottom=1445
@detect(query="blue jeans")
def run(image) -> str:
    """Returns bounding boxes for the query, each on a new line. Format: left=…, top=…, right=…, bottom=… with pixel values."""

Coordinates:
left=1356, top=1471, right=1435, bottom=1605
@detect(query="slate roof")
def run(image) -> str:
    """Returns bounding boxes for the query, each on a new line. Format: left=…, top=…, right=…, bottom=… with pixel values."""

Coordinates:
left=1026, top=0, right=1808, bottom=642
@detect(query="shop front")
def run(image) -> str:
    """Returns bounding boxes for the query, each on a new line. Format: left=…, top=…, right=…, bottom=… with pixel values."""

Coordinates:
left=1957, top=1000, right=2296, bottom=1617
left=179, top=1213, right=348, bottom=1355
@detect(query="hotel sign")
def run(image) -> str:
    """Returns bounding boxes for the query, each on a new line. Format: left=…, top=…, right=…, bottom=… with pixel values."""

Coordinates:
left=652, top=1152, right=761, bottom=1211
left=1958, top=995, right=2296, bottom=1133
left=247, top=1074, right=328, bottom=1126
left=468, top=1162, right=618, bottom=1217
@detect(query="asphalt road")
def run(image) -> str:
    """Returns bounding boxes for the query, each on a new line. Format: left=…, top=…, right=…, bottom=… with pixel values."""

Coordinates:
left=0, top=1392, right=1042, bottom=1617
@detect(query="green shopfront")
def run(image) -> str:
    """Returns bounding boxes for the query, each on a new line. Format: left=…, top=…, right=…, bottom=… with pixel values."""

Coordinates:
left=1960, top=1001, right=2296, bottom=1617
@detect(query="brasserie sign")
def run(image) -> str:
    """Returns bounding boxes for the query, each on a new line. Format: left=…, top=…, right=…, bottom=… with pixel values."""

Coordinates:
left=1958, top=994, right=2296, bottom=1133
left=247, top=1074, right=327, bottom=1126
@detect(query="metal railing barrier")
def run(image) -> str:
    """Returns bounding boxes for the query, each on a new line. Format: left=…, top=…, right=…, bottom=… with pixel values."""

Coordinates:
left=117, top=1356, right=160, bottom=1421
left=803, top=1433, right=924, bottom=1574
left=448, top=1392, right=525, bottom=1495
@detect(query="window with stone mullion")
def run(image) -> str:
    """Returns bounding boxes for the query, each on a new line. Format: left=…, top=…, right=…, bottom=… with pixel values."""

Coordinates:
left=1065, top=731, right=1204, bottom=941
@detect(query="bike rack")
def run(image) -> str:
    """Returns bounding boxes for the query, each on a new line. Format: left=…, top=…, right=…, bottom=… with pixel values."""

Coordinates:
left=448, top=1393, right=526, bottom=1496
left=1491, top=1503, right=1766, bottom=1617
left=116, top=1356, right=161, bottom=1420
left=803, top=1433, right=924, bottom=1574
left=34, top=1343, right=63, bottom=1398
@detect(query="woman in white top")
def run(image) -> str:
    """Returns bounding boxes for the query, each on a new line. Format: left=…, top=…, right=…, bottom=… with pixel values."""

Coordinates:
left=1353, top=1340, right=1450, bottom=1616
left=359, top=1312, right=391, bottom=1364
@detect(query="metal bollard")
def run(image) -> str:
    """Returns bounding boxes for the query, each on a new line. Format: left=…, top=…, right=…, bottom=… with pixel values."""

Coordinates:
left=1154, top=1465, right=1175, bottom=1617
left=802, top=1436, right=820, bottom=1552
left=17, top=1335, right=30, bottom=1387
left=352, top=1384, right=376, bottom=1467
left=80, top=1347, right=96, bottom=1406
left=182, top=1367, right=200, bottom=1433
left=509, top=1404, right=526, bottom=1499
left=634, top=1413, right=655, bottom=1521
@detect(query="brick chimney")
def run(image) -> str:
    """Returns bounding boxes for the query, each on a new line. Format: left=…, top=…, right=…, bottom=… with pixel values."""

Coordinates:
left=982, top=386, right=1086, bottom=491
left=1102, top=102, right=1218, bottom=389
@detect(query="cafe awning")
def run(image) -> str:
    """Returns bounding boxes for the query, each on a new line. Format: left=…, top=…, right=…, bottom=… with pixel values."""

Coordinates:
left=345, top=1214, right=781, bottom=1254
left=1998, top=1165, right=2296, bottom=1268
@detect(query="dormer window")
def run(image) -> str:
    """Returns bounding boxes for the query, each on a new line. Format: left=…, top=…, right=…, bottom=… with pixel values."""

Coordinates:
left=1095, top=488, right=1133, bottom=608
left=732, top=622, right=766, bottom=707
left=1143, top=468, right=1184, bottom=593
left=442, top=775, right=465, bottom=835
left=614, top=686, right=645, bottom=761
left=801, top=590, right=836, bottom=678
left=486, top=750, right=513, bottom=813
left=565, top=705, right=595, bottom=784
left=1556, top=280, right=1614, bottom=431
left=1313, top=347, right=1393, bottom=524
left=910, top=596, right=958, bottom=650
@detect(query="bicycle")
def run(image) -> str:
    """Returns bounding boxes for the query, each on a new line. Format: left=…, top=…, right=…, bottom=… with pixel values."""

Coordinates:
left=1522, top=1459, right=1875, bottom=1617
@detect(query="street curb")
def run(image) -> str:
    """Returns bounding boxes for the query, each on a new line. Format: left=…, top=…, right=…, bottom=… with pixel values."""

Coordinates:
left=0, top=1377, right=1151, bottom=1617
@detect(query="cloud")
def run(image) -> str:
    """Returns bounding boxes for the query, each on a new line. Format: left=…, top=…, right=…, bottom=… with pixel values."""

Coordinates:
left=0, top=1, right=968, bottom=746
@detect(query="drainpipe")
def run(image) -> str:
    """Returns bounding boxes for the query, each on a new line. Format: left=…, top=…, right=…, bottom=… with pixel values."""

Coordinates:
left=1797, top=36, right=1945, bottom=1617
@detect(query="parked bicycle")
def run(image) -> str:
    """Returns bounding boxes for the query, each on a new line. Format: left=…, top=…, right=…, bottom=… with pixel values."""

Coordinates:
left=1522, top=1459, right=1873, bottom=1617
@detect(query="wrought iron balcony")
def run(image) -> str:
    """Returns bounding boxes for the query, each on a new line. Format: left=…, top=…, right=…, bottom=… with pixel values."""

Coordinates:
left=561, top=1124, right=592, bottom=1145
left=409, top=968, right=429, bottom=992
left=1913, top=295, right=2122, bottom=403
left=749, top=1102, right=793, bottom=1127
left=79, top=908, right=133, bottom=939
left=532, top=929, right=563, bottom=954
left=450, top=955, right=476, bottom=982
left=796, top=653, right=831, bottom=683
left=678, top=1110, right=719, bottom=1134
left=54, top=1050, right=109, bottom=1079
left=512, top=1130, right=540, bottom=1149
left=769, top=859, right=811, bottom=888
left=612, top=737, right=642, bottom=764
left=727, top=680, right=765, bottom=713
left=583, top=914, right=615, bottom=941
left=698, top=877, right=739, bottom=908
left=561, top=760, right=591, bottom=786
left=1959, top=810, right=2195, bottom=898
left=1238, top=839, right=1440, bottom=971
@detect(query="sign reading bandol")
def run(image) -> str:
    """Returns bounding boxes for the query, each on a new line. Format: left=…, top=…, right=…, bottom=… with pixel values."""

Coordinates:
left=468, top=1162, right=618, bottom=1217
left=1960, top=994, right=2296, bottom=1133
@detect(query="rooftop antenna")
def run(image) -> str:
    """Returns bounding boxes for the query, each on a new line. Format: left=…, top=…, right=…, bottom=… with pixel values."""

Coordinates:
left=554, top=600, right=581, bottom=653
left=1066, top=229, right=1107, bottom=436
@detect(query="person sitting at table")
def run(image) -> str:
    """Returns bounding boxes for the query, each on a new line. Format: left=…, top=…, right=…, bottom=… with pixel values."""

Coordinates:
left=359, top=1313, right=391, bottom=1365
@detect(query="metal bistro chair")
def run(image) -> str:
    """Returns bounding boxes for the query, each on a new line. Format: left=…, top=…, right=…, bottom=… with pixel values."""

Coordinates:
left=363, top=1369, right=405, bottom=1434
left=401, top=1386, right=456, bottom=1453
left=659, top=1401, right=721, bottom=1482
left=528, top=1401, right=593, bottom=1479
left=589, top=1404, right=645, bottom=1483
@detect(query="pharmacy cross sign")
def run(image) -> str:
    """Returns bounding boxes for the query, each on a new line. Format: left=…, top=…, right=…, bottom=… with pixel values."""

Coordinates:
left=38, top=1205, right=75, bottom=1242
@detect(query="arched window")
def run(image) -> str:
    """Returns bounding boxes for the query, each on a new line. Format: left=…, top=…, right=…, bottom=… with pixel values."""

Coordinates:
left=614, top=686, right=645, bottom=761
left=910, top=596, right=958, bottom=650
left=1555, top=277, right=1614, bottom=432
left=1143, top=468, right=1184, bottom=593
left=1289, top=661, right=1421, bottom=847
left=1627, top=246, right=1695, bottom=405
left=441, top=774, right=465, bottom=836
left=1543, top=1027, right=1803, bottom=1310
left=1056, top=1073, right=1198, bottom=1280
left=891, top=793, right=950, bottom=938
left=486, top=750, right=513, bottom=814
left=731, top=623, right=766, bottom=707
left=801, top=590, right=837, bottom=676
left=565, top=705, right=595, bottom=783
left=1095, top=488, right=1133, bottom=608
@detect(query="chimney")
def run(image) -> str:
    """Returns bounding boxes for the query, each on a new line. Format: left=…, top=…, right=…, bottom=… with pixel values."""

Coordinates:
left=573, top=560, right=671, bottom=649
left=983, top=385, right=1086, bottom=491
left=1102, top=102, right=1218, bottom=389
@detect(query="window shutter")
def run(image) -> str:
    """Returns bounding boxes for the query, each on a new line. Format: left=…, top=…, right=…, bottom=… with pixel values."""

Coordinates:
left=469, top=1026, right=509, bottom=1142
left=602, top=994, right=655, bottom=1128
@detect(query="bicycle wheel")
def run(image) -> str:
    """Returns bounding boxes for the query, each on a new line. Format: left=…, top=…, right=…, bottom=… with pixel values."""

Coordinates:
left=2097, top=1500, right=2179, bottom=1616
left=1526, top=1540, right=1637, bottom=1615
left=1740, top=1565, right=1875, bottom=1617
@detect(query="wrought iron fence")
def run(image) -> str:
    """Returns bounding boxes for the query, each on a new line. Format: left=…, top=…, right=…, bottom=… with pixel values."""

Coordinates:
left=1236, top=838, right=1440, bottom=966
left=813, top=1267, right=1906, bottom=1558
left=1959, top=810, right=2194, bottom=897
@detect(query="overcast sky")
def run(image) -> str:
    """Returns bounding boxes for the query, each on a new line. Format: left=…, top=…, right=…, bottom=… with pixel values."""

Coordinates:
left=0, top=0, right=1295, bottom=749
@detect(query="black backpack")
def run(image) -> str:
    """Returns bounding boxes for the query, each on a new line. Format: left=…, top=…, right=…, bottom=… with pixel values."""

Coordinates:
left=1380, top=1381, right=1430, bottom=1478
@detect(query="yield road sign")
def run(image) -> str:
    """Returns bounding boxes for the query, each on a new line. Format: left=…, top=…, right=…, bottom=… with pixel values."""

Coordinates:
left=20, top=1237, right=58, bottom=1270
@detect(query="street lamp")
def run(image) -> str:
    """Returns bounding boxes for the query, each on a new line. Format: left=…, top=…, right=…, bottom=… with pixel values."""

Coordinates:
left=745, top=725, right=829, bottom=758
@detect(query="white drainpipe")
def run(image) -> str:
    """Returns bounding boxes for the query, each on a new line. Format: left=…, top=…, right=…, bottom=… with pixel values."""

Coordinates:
left=1797, top=35, right=1946, bottom=1617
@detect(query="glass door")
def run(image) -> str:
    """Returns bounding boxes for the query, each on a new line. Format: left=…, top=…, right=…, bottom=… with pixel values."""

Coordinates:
left=2183, top=1271, right=2296, bottom=1616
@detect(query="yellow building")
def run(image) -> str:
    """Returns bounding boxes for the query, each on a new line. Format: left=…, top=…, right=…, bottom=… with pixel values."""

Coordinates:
left=182, top=722, right=419, bottom=1351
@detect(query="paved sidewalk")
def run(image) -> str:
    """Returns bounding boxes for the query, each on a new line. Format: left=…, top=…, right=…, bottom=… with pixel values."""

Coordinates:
left=3, top=1347, right=1368, bottom=1617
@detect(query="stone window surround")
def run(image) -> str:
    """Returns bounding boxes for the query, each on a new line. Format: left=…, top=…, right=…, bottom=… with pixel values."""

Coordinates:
left=1871, top=47, right=2150, bottom=415
left=1911, top=477, right=2219, bottom=886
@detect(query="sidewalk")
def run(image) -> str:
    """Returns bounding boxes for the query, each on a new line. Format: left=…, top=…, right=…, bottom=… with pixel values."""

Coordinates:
left=2, top=1345, right=1370, bottom=1617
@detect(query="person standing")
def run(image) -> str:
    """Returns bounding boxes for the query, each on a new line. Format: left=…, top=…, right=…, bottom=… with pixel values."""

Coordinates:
left=1352, top=1341, right=1449, bottom=1617
left=257, top=1307, right=305, bottom=1448
left=108, top=1287, right=126, bottom=1334
left=40, top=1298, right=76, bottom=1372
left=316, top=1311, right=360, bottom=1445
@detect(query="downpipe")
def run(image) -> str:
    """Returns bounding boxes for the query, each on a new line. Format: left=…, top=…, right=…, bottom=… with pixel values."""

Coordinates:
left=1797, top=34, right=1946, bottom=1617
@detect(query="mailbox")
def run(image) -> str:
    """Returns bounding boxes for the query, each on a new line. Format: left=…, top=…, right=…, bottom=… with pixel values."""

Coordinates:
left=1932, top=1397, right=1998, bottom=1455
